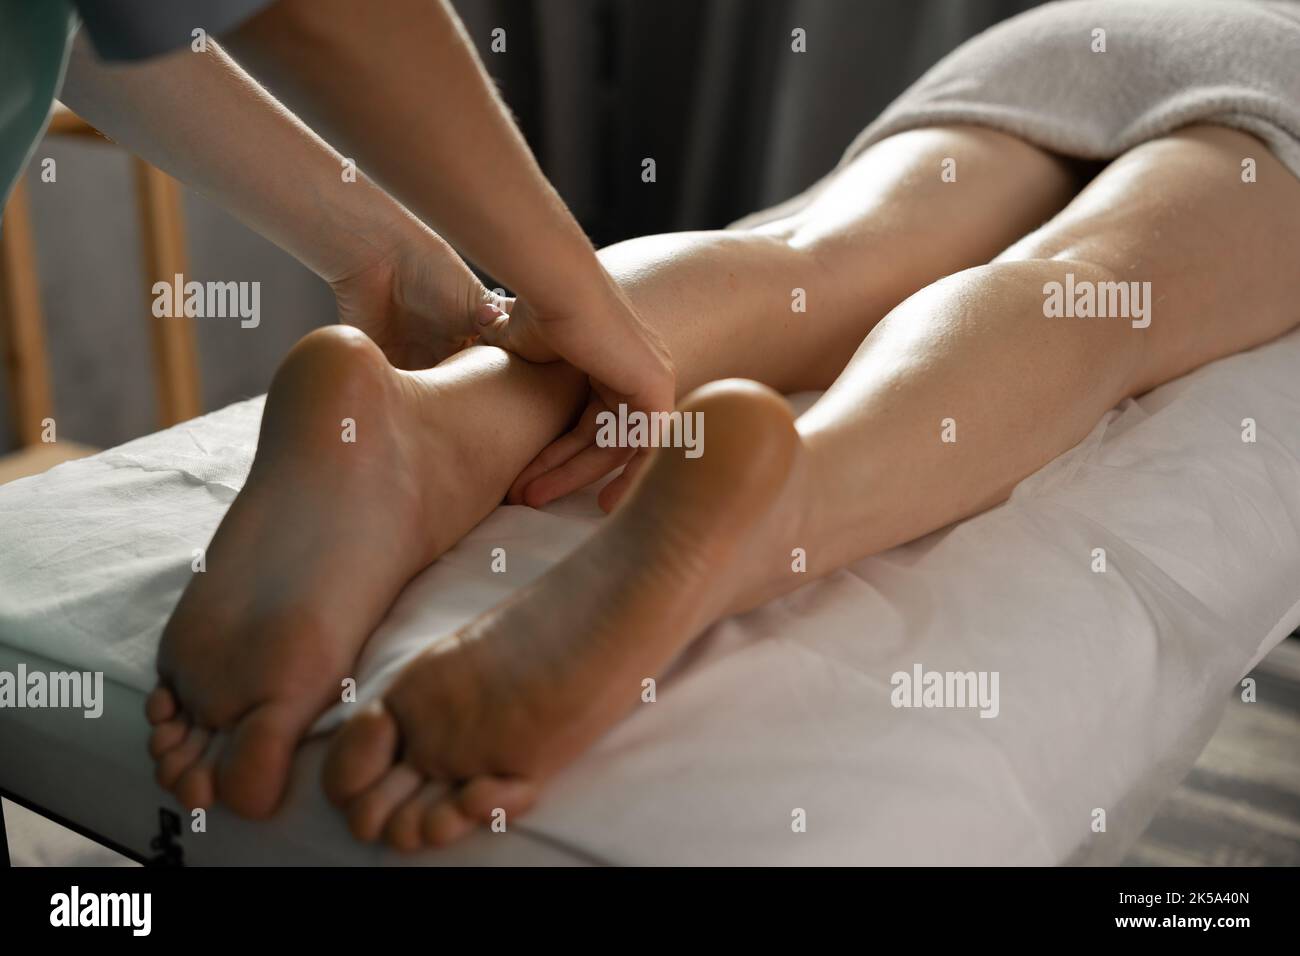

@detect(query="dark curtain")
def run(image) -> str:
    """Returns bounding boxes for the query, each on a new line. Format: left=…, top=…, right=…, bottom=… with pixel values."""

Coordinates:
left=456, top=0, right=1045, bottom=246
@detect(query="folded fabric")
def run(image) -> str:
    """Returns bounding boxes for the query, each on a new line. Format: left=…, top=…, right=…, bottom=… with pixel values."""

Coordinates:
left=736, top=0, right=1300, bottom=232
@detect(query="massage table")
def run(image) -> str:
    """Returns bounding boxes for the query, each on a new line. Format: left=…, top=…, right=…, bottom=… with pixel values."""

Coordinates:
left=2, top=325, right=1299, bottom=866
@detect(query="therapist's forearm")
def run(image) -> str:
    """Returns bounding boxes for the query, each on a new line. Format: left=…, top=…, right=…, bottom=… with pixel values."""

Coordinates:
left=58, top=32, right=422, bottom=285
left=224, top=0, right=612, bottom=312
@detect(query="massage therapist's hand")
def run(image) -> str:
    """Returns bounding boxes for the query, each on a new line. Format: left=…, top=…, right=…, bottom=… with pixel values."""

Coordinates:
left=329, top=221, right=508, bottom=370
left=479, top=276, right=675, bottom=424
left=61, top=34, right=507, bottom=371
left=62, top=32, right=506, bottom=374
left=487, top=280, right=676, bottom=512
left=504, top=391, right=651, bottom=513
left=226, top=0, right=677, bottom=406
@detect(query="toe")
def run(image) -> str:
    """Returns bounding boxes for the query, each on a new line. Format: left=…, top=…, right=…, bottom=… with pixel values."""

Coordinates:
left=346, top=764, right=423, bottom=844
left=323, top=701, right=401, bottom=807
left=145, top=687, right=178, bottom=724
left=422, top=794, right=476, bottom=847
left=384, top=782, right=445, bottom=852
left=174, top=736, right=221, bottom=811
left=156, top=726, right=210, bottom=791
left=457, top=775, right=539, bottom=823
left=216, top=700, right=312, bottom=820
left=149, top=717, right=191, bottom=759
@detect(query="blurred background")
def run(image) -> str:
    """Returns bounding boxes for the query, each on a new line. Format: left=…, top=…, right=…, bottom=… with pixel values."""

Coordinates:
left=0, top=0, right=1044, bottom=456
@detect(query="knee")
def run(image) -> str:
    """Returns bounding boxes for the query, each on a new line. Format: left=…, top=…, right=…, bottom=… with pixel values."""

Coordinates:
left=989, top=258, right=1146, bottom=340
left=964, top=257, right=1148, bottom=392
left=940, top=258, right=1127, bottom=318
left=967, top=256, right=1124, bottom=295
left=745, top=210, right=842, bottom=280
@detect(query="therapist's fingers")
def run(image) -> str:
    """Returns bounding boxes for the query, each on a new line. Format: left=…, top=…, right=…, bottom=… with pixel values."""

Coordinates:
left=560, top=325, right=675, bottom=426
left=506, top=397, right=604, bottom=505
left=506, top=432, right=586, bottom=506
left=475, top=298, right=559, bottom=364
left=596, top=448, right=653, bottom=514
left=470, top=292, right=515, bottom=335
left=479, top=292, right=677, bottom=423
left=565, top=286, right=676, bottom=421
left=520, top=443, right=634, bottom=509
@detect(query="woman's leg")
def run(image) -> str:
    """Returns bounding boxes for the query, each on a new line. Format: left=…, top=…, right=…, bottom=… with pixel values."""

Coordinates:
left=322, top=125, right=1300, bottom=848
left=152, top=125, right=1077, bottom=820
left=759, top=125, right=1300, bottom=594
left=592, top=125, right=1079, bottom=396
left=512, top=127, right=1079, bottom=506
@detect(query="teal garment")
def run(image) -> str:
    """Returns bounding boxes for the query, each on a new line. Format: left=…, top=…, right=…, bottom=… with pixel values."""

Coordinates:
left=1, top=0, right=274, bottom=211
left=0, top=0, right=76, bottom=209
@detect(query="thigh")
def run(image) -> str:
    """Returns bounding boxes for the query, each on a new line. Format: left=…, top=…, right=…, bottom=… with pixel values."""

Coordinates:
left=997, top=125, right=1300, bottom=394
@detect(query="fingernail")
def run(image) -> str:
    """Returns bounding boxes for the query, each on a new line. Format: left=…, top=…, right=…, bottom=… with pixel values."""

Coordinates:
left=476, top=303, right=506, bottom=326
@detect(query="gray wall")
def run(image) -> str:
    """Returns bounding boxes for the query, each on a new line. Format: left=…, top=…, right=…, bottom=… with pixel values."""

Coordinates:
left=1, top=141, right=333, bottom=453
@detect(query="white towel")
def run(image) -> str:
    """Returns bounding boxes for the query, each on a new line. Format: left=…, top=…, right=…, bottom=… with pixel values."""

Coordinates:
left=736, top=0, right=1300, bottom=230
left=852, top=0, right=1300, bottom=175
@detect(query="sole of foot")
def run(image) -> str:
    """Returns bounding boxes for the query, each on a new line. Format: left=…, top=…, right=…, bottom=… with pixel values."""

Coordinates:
left=321, top=378, right=806, bottom=850
left=147, top=325, right=455, bottom=819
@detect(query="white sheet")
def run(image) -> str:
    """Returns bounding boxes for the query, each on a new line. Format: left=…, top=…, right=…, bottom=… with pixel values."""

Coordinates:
left=3, top=327, right=1300, bottom=865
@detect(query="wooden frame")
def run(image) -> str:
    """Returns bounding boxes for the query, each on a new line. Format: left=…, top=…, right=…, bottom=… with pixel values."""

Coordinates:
left=0, top=178, right=52, bottom=447
left=0, top=104, right=202, bottom=474
left=134, top=158, right=202, bottom=425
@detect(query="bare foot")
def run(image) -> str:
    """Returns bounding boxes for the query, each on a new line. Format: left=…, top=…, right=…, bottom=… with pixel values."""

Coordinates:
left=146, top=326, right=565, bottom=819
left=321, top=379, right=808, bottom=850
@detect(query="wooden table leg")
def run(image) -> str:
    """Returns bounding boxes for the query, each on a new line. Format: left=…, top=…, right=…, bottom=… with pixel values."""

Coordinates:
left=133, top=159, right=202, bottom=427
left=0, top=178, right=55, bottom=448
